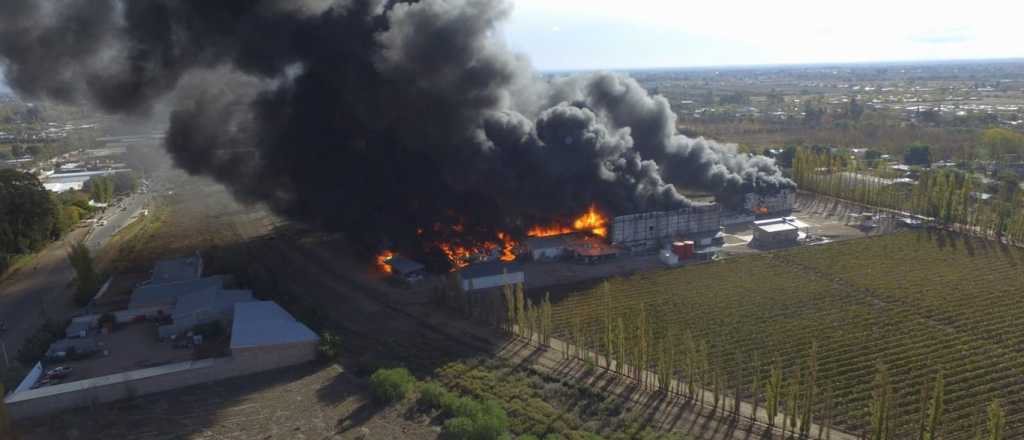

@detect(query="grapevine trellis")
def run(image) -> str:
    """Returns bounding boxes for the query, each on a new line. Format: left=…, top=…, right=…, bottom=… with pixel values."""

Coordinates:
left=496, top=231, right=1019, bottom=440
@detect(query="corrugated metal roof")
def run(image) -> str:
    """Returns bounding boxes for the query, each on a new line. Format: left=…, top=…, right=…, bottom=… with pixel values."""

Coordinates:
left=130, top=276, right=225, bottom=309
left=387, top=256, right=424, bottom=274
left=230, top=301, right=318, bottom=349
left=458, top=261, right=523, bottom=279
left=756, top=222, right=798, bottom=233
left=172, top=289, right=254, bottom=320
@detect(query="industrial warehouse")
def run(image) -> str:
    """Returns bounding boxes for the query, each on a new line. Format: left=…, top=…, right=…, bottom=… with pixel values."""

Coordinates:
left=379, top=190, right=810, bottom=290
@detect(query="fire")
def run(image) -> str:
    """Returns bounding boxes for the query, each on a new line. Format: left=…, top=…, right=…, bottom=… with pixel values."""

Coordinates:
left=376, top=250, right=395, bottom=273
left=496, top=232, right=517, bottom=262
left=529, top=204, right=608, bottom=238
left=573, top=204, right=608, bottom=237
left=438, top=243, right=473, bottom=270
left=527, top=224, right=574, bottom=237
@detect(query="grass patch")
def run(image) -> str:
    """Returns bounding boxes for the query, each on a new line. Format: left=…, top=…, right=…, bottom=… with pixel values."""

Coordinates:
left=96, top=196, right=169, bottom=274
left=0, top=253, right=39, bottom=282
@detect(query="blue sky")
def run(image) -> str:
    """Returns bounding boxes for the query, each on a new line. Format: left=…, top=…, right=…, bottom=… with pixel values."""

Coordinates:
left=1, top=0, right=1021, bottom=94
left=502, top=0, right=1024, bottom=71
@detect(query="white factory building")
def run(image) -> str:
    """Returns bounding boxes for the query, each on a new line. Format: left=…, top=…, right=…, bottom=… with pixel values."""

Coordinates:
left=752, top=217, right=810, bottom=245
left=458, top=261, right=525, bottom=292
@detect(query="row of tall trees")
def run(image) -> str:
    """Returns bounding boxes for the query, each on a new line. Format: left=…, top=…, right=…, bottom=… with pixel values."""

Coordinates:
left=793, top=149, right=1024, bottom=243
left=484, top=282, right=1013, bottom=440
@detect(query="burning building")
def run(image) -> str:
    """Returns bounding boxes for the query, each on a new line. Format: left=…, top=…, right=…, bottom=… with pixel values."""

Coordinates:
left=744, top=190, right=796, bottom=215
left=610, top=204, right=723, bottom=252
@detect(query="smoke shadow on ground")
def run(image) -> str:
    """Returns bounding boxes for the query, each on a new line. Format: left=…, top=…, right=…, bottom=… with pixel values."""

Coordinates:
left=13, top=363, right=344, bottom=439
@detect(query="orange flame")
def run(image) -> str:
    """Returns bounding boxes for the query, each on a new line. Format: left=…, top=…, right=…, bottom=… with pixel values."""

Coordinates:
left=527, top=224, right=574, bottom=237
left=496, top=232, right=517, bottom=262
left=376, top=250, right=395, bottom=273
left=573, top=204, right=608, bottom=237
left=530, top=204, right=608, bottom=237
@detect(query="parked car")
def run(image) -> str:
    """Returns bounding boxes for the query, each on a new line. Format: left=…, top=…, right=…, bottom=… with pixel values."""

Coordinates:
left=44, top=366, right=72, bottom=379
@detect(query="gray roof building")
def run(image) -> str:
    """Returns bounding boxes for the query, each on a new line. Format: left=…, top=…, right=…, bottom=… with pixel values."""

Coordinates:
left=130, top=275, right=226, bottom=310
left=386, top=256, right=425, bottom=275
left=230, top=301, right=318, bottom=350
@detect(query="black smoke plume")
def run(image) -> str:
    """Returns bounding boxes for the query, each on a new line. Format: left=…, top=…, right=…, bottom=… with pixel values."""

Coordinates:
left=0, top=0, right=794, bottom=256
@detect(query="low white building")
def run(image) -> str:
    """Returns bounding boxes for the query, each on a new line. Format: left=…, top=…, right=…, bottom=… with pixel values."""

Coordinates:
left=458, top=262, right=525, bottom=292
left=752, top=217, right=809, bottom=245
left=230, top=301, right=319, bottom=370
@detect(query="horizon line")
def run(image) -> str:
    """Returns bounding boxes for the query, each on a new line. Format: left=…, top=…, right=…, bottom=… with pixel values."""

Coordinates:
left=537, top=56, right=1024, bottom=75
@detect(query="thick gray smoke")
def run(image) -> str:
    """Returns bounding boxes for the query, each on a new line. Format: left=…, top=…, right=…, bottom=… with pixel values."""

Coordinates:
left=0, top=0, right=793, bottom=257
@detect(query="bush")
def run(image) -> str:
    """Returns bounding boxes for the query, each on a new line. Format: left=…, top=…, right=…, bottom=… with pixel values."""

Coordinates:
left=439, top=397, right=508, bottom=440
left=418, top=381, right=448, bottom=409
left=369, top=367, right=415, bottom=404
left=441, top=394, right=483, bottom=419
left=317, top=330, right=342, bottom=361
left=16, top=320, right=65, bottom=364
left=443, top=417, right=476, bottom=440
left=517, top=436, right=541, bottom=440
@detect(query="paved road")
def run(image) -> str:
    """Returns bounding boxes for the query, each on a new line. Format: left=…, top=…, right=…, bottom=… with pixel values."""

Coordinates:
left=85, top=191, right=151, bottom=251
left=1, top=189, right=153, bottom=374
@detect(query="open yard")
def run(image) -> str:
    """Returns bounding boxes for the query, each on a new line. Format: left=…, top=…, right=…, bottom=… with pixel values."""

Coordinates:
left=548, top=230, right=1024, bottom=439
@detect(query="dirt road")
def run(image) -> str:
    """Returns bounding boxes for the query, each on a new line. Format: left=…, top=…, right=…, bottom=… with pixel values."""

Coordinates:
left=0, top=228, right=87, bottom=371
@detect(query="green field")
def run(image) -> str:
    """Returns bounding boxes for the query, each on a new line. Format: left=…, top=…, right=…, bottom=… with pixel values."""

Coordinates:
left=550, top=231, right=1024, bottom=438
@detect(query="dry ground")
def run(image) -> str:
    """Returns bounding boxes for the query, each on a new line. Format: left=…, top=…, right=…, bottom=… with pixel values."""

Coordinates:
left=12, top=175, right=873, bottom=439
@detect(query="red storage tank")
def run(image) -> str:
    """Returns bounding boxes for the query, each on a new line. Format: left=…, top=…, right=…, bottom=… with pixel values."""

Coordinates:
left=683, top=241, right=695, bottom=258
left=671, top=242, right=687, bottom=258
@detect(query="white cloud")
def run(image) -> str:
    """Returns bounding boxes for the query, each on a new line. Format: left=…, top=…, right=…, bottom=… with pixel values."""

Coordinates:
left=504, top=0, right=1024, bottom=70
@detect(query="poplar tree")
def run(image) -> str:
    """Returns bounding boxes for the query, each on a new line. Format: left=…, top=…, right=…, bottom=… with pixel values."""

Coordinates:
left=923, top=371, right=944, bottom=440
left=616, top=317, right=626, bottom=373
left=515, top=284, right=526, bottom=338
left=988, top=400, right=1005, bottom=440
left=502, top=283, right=515, bottom=335
left=870, top=364, right=894, bottom=440
left=750, top=351, right=761, bottom=422
left=801, top=342, right=819, bottom=438
left=786, top=366, right=801, bottom=435
left=766, top=356, right=783, bottom=427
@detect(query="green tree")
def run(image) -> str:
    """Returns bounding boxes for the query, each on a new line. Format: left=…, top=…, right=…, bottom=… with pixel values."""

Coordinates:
left=765, top=356, right=783, bottom=427
left=112, top=171, right=139, bottom=194
left=987, top=400, right=1005, bottom=440
left=67, top=241, right=100, bottom=306
left=904, top=143, right=933, bottom=166
left=0, top=170, right=56, bottom=256
left=922, top=371, right=944, bottom=440
left=870, top=364, right=894, bottom=440
left=979, top=128, right=1024, bottom=160
left=84, top=175, right=114, bottom=203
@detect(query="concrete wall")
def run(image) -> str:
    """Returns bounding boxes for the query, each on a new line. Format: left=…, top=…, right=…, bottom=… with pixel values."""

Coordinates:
left=461, top=271, right=526, bottom=292
left=4, top=342, right=317, bottom=420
